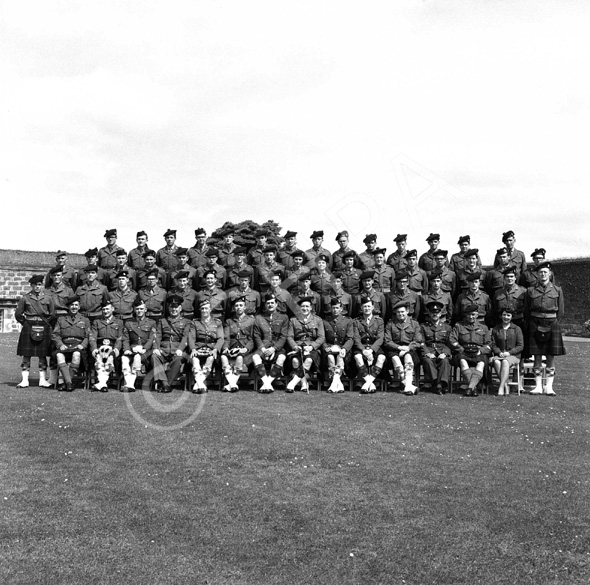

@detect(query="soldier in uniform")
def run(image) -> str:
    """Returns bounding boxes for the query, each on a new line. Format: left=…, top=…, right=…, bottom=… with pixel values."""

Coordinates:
left=358, top=234, right=378, bottom=270
left=138, top=269, right=168, bottom=321
left=387, top=234, right=409, bottom=273
left=254, top=245, right=285, bottom=293
left=46, top=265, right=75, bottom=317
left=282, top=249, right=310, bottom=293
left=292, top=273, right=321, bottom=315
left=109, top=270, right=138, bottom=321
left=309, top=254, right=333, bottom=311
left=419, top=233, right=448, bottom=272
left=76, top=265, right=109, bottom=321
left=449, top=235, right=481, bottom=274
left=107, top=249, right=137, bottom=291
left=136, top=250, right=167, bottom=290
left=485, top=247, right=512, bottom=297
left=247, top=229, right=269, bottom=266
left=427, top=250, right=456, bottom=297
left=372, top=248, right=395, bottom=294
left=519, top=248, right=550, bottom=289
left=490, top=305, right=524, bottom=396
left=454, top=272, right=491, bottom=325
left=383, top=301, right=423, bottom=395
left=494, top=230, right=527, bottom=278
left=221, top=295, right=256, bottom=391
left=305, top=230, right=333, bottom=269
left=195, top=249, right=227, bottom=290
left=340, top=250, right=362, bottom=296
left=76, top=248, right=109, bottom=289
left=52, top=294, right=90, bottom=391
left=354, top=271, right=387, bottom=318
left=278, top=230, right=300, bottom=270
left=332, top=230, right=359, bottom=271
left=127, top=231, right=149, bottom=270
left=405, top=250, right=428, bottom=294
left=167, top=248, right=198, bottom=290
left=387, top=271, right=422, bottom=321
left=422, top=269, right=453, bottom=323
left=352, top=296, right=386, bottom=393
left=252, top=293, right=290, bottom=393
left=285, top=297, right=326, bottom=392
left=89, top=299, right=124, bottom=392
left=525, top=261, right=565, bottom=396
left=98, top=229, right=122, bottom=270
left=493, top=267, right=526, bottom=328
left=325, top=272, right=352, bottom=318
left=187, top=299, right=224, bottom=393
left=156, top=228, right=180, bottom=274
left=457, top=249, right=487, bottom=292
left=420, top=301, right=452, bottom=394
left=120, top=297, right=157, bottom=392
left=226, top=247, right=254, bottom=290
left=152, top=295, right=191, bottom=393
left=449, top=304, right=492, bottom=397
left=217, top=227, right=238, bottom=269
left=322, top=298, right=354, bottom=391
left=227, top=270, right=260, bottom=316
left=187, top=227, right=212, bottom=269
left=196, top=270, right=227, bottom=319
left=44, top=250, right=76, bottom=290
left=15, top=275, right=56, bottom=388
left=167, top=270, right=198, bottom=319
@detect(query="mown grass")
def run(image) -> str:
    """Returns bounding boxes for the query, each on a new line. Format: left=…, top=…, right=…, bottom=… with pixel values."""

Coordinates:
left=0, top=333, right=589, bottom=584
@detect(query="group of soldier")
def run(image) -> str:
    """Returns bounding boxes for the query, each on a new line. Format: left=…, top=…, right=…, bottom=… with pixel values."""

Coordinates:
left=14, top=226, right=565, bottom=396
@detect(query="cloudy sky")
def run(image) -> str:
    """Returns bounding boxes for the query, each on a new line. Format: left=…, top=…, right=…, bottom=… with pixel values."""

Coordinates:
left=1, top=0, right=588, bottom=263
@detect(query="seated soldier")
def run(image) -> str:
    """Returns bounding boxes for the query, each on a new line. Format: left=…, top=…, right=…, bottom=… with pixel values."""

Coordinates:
left=227, top=270, right=260, bottom=315
left=325, top=272, right=352, bottom=318
left=494, top=230, right=527, bottom=279
left=457, top=249, right=486, bottom=292
left=107, top=249, right=137, bottom=291
left=358, top=234, right=378, bottom=270
left=127, top=230, right=149, bottom=270
left=420, top=300, right=452, bottom=395
left=120, top=297, right=157, bottom=392
left=136, top=250, right=167, bottom=290
left=340, top=250, right=362, bottom=295
left=490, top=305, right=524, bottom=396
left=98, top=228, right=122, bottom=270
left=44, top=250, right=77, bottom=290
left=352, top=296, right=386, bottom=393
left=322, top=298, right=354, bottom=392
left=293, top=272, right=321, bottom=315
left=422, top=269, right=453, bottom=323
left=454, top=272, right=491, bottom=325
left=333, top=230, right=360, bottom=271
left=139, top=268, right=168, bottom=321
left=419, top=233, right=447, bottom=272
left=387, top=271, right=422, bottom=321
left=252, top=293, right=289, bottom=393
left=277, top=230, right=299, bottom=270
left=76, top=248, right=109, bottom=289
left=167, top=270, right=198, bottom=320
left=156, top=228, right=180, bottom=274
left=386, top=234, right=409, bottom=273
left=254, top=245, right=285, bottom=293
left=46, top=265, right=75, bottom=317
left=285, top=296, right=326, bottom=392
left=247, top=229, right=269, bottom=266
left=109, top=270, right=138, bottom=322
left=493, top=267, right=526, bottom=328
left=449, top=235, right=481, bottom=274
left=52, top=294, right=90, bottom=392
left=187, top=227, right=211, bottom=269
left=485, top=247, right=511, bottom=297
left=372, top=248, right=395, bottom=294
left=405, top=250, right=428, bottom=294
left=196, top=270, right=228, bottom=319
left=187, top=299, right=224, bottom=393
left=76, top=264, right=109, bottom=321
left=152, top=295, right=191, bottom=393
left=89, top=299, right=124, bottom=392
left=428, top=250, right=456, bottom=298
left=282, top=249, right=311, bottom=293
left=383, top=301, right=423, bottom=395
left=196, top=248, right=227, bottom=290
left=217, top=227, right=238, bottom=269
left=167, top=248, right=197, bottom=290
left=226, top=247, right=254, bottom=290
left=305, top=230, right=333, bottom=269
left=354, top=271, right=387, bottom=318
left=449, top=304, right=492, bottom=397
left=221, top=295, right=256, bottom=391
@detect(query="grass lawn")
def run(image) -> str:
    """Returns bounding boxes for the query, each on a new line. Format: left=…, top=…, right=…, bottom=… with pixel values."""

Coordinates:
left=0, top=332, right=589, bottom=584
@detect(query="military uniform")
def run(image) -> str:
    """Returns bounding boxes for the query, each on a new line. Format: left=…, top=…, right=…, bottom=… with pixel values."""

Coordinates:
left=253, top=312, right=289, bottom=357
left=136, top=265, right=167, bottom=290
left=187, top=318, right=224, bottom=354
left=292, top=289, right=322, bottom=316
left=419, top=250, right=449, bottom=272
left=98, top=245, right=123, bottom=270
left=226, top=263, right=255, bottom=290
left=406, top=266, right=428, bottom=294
left=353, top=289, right=387, bottom=318
left=196, top=264, right=227, bottom=290
left=187, top=244, right=213, bottom=269
left=15, top=289, right=55, bottom=358
left=52, top=312, right=91, bottom=379
left=217, top=243, right=238, bottom=269
left=106, top=265, right=137, bottom=291
left=195, top=287, right=227, bottom=319
left=427, top=267, right=456, bottom=297
left=167, top=264, right=198, bottom=290
left=386, top=250, right=408, bottom=273
left=324, top=289, right=352, bottom=318
left=353, top=315, right=385, bottom=357
left=420, top=320, right=453, bottom=389
left=254, top=262, right=285, bottom=293
left=76, top=265, right=109, bottom=289
left=227, top=287, right=260, bottom=315
left=109, top=288, right=138, bottom=321
left=493, top=284, right=526, bottom=324
left=156, top=245, right=180, bottom=273
left=48, top=283, right=75, bottom=317
left=247, top=245, right=267, bottom=267
left=322, top=314, right=354, bottom=356
left=387, top=289, right=422, bottom=321
left=152, top=315, right=191, bottom=385
left=422, top=290, right=453, bottom=323
left=383, top=318, right=423, bottom=365
left=44, top=264, right=77, bottom=290
left=287, top=314, right=326, bottom=370
left=525, top=280, right=565, bottom=356
left=454, top=289, right=491, bottom=325
left=457, top=266, right=487, bottom=292
left=449, top=320, right=492, bottom=366
left=333, top=247, right=360, bottom=272
left=90, top=316, right=124, bottom=353
left=138, top=286, right=168, bottom=320
left=372, top=264, right=395, bottom=294
left=305, top=246, right=333, bottom=269
left=495, top=247, right=526, bottom=278
left=167, top=287, right=198, bottom=319
left=127, top=246, right=149, bottom=270
left=223, top=314, right=256, bottom=366
left=76, top=280, right=109, bottom=320
left=340, top=266, right=362, bottom=295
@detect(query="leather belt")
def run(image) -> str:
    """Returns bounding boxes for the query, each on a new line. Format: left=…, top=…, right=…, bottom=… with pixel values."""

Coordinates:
left=531, top=312, right=557, bottom=318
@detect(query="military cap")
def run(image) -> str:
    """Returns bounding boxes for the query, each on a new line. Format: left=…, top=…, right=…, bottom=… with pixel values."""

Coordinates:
left=142, top=249, right=157, bottom=258
left=496, top=247, right=508, bottom=256
left=270, top=269, right=283, bottom=278
left=465, top=272, right=482, bottom=282
left=429, top=268, right=443, bottom=279
left=283, top=230, right=297, bottom=239
left=342, top=250, right=356, bottom=260
left=391, top=300, right=410, bottom=312
left=29, top=275, right=44, bottom=284
left=297, top=296, right=314, bottom=305
left=136, top=231, right=147, bottom=238
left=115, top=270, right=129, bottom=279
left=290, top=249, right=306, bottom=259
left=360, top=270, right=375, bottom=280
left=426, top=233, right=440, bottom=242
left=425, top=300, right=444, bottom=312
left=202, top=269, right=217, bottom=278
left=65, top=294, right=80, bottom=306
left=55, top=250, right=67, bottom=258
left=254, top=229, right=268, bottom=237
left=331, top=271, right=343, bottom=279
left=457, top=235, right=470, bottom=244
left=463, top=303, right=479, bottom=314
left=363, top=234, right=377, bottom=244
left=146, top=268, right=160, bottom=278
left=194, top=227, right=207, bottom=237
left=433, top=249, right=448, bottom=257
left=84, top=248, right=99, bottom=258
left=406, top=249, right=418, bottom=258
left=133, top=297, right=146, bottom=308
left=335, top=230, right=349, bottom=241
left=262, top=245, right=277, bottom=253
left=393, top=234, right=407, bottom=242
left=316, top=254, right=330, bottom=263
left=264, top=293, right=277, bottom=303
left=531, top=248, right=546, bottom=258
left=372, top=247, right=387, bottom=256
left=199, top=298, right=211, bottom=307
left=116, top=248, right=127, bottom=256
left=231, top=294, right=247, bottom=305
left=204, top=248, right=219, bottom=258
left=330, top=297, right=343, bottom=306
left=502, top=266, right=517, bottom=276
left=163, top=228, right=177, bottom=237
left=175, top=247, right=189, bottom=256
left=236, top=270, right=252, bottom=279
left=49, top=265, right=64, bottom=275
left=502, top=230, right=515, bottom=242
left=174, top=270, right=190, bottom=280
left=535, top=261, right=551, bottom=272
left=395, top=270, right=409, bottom=281
left=101, top=298, right=113, bottom=307
left=234, top=246, right=247, bottom=255
left=83, top=265, right=99, bottom=273
left=104, top=229, right=117, bottom=238
left=464, top=248, right=479, bottom=258
left=167, top=294, right=183, bottom=306
left=298, top=272, right=312, bottom=281
left=310, top=230, right=324, bottom=239
left=359, top=295, right=373, bottom=305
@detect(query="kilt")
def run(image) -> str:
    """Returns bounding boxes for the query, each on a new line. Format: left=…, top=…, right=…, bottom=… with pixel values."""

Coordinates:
left=17, top=322, right=52, bottom=358
left=386, top=349, right=420, bottom=366
left=287, top=347, right=321, bottom=369
left=225, top=352, right=253, bottom=368
left=452, top=352, right=489, bottom=368
left=528, top=317, right=565, bottom=356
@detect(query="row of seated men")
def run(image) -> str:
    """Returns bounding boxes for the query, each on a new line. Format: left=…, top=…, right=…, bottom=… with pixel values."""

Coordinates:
left=34, top=287, right=536, bottom=397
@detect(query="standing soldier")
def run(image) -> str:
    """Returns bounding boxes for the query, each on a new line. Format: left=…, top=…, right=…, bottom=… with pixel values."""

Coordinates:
left=107, top=249, right=137, bottom=291
left=387, top=271, right=422, bottom=322
left=217, top=227, right=238, bottom=269
left=372, top=248, right=395, bottom=294
left=278, top=230, right=299, bottom=270
left=358, top=234, right=378, bottom=270
left=156, top=228, right=180, bottom=274
left=254, top=245, right=285, bottom=293
left=98, top=229, right=122, bottom=270
left=457, top=249, right=487, bottom=292
left=167, top=271, right=198, bottom=320
left=247, top=229, right=269, bottom=266
left=109, top=270, right=137, bottom=322
left=419, top=233, right=447, bottom=272
left=454, top=272, right=491, bottom=325
left=354, top=271, right=387, bottom=318
left=226, top=247, right=254, bottom=290
left=195, top=249, right=227, bottom=290
left=449, top=235, right=481, bottom=274
left=332, top=230, right=359, bottom=271
left=44, top=250, right=76, bottom=290
left=422, top=269, right=453, bottom=324
left=167, top=248, right=198, bottom=290
left=76, top=265, right=109, bottom=321
left=127, top=231, right=149, bottom=270
left=138, top=269, right=168, bottom=321
left=387, top=234, right=409, bottom=273
left=405, top=250, right=428, bottom=294
left=76, top=248, right=109, bottom=289
left=494, top=230, right=527, bottom=278
left=519, top=248, right=551, bottom=289
left=227, top=270, right=260, bottom=316
left=46, top=265, right=75, bottom=317
left=427, top=250, right=456, bottom=298
left=282, top=249, right=310, bottom=293
left=305, top=230, right=333, bottom=269
left=195, top=270, right=227, bottom=319
left=188, top=227, right=212, bottom=269
left=136, top=250, right=167, bottom=290
left=340, top=251, right=362, bottom=296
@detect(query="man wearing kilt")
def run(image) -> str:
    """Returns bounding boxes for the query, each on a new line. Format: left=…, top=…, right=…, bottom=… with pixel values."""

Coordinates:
left=525, top=261, right=565, bottom=396
left=15, top=275, right=56, bottom=388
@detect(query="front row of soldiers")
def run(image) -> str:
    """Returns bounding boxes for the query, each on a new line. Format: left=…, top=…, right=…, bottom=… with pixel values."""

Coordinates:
left=15, top=260, right=564, bottom=396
